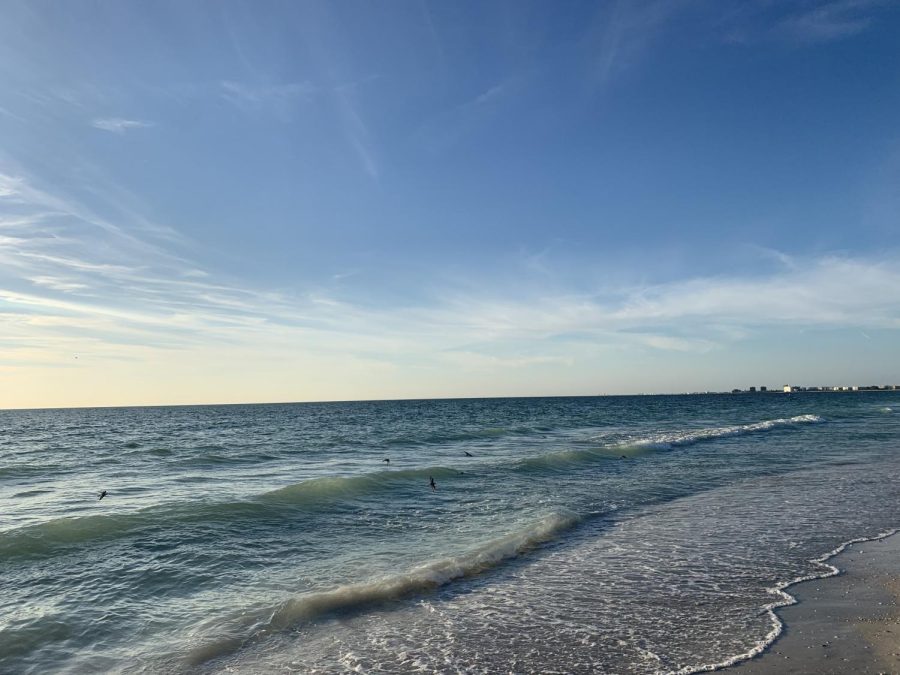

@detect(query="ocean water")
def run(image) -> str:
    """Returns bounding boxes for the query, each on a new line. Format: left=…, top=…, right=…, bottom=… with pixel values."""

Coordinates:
left=1, top=393, right=898, bottom=674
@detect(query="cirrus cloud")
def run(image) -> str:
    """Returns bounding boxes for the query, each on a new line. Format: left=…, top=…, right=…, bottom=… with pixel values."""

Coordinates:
left=91, top=118, right=154, bottom=134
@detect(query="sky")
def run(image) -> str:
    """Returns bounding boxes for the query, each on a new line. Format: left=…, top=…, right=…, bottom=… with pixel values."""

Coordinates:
left=1, top=0, right=899, bottom=408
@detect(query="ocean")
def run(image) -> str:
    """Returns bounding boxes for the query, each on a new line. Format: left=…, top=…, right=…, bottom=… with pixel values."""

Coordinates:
left=1, top=393, right=898, bottom=674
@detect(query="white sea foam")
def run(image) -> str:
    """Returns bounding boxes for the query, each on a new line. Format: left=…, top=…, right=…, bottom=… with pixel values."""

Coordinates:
left=669, top=527, right=900, bottom=675
left=187, top=510, right=580, bottom=665
left=629, top=415, right=824, bottom=452
left=264, top=510, right=579, bottom=629
left=523, top=415, right=825, bottom=469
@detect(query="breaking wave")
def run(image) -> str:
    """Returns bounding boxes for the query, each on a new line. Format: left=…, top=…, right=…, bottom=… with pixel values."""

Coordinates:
left=186, top=510, right=581, bottom=665
left=628, top=414, right=824, bottom=451
left=520, top=415, right=824, bottom=470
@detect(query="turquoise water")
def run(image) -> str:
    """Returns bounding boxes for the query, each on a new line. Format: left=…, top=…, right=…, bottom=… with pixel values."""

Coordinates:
left=1, top=394, right=898, bottom=674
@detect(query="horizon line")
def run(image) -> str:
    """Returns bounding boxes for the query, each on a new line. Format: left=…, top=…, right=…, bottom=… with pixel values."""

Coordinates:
left=3, top=387, right=899, bottom=412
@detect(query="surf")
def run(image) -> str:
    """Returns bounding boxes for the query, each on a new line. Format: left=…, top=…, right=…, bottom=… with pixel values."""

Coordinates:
left=185, top=510, right=581, bottom=666
left=518, top=414, right=824, bottom=470
left=0, top=415, right=825, bottom=563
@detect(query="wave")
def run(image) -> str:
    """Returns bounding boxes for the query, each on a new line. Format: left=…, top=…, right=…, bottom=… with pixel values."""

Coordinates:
left=0, top=512, right=146, bottom=560
left=0, top=467, right=465, bottom=562
left=385, top=426, right=517, bottom=446
left=10, top=488, right=54, bottom=498
left=0, top=464, right=65, bottom=479
left=267, top=510, right=578, bottom=627
left=628, top=414, right=824, bottom=451
left=672, top=527, right=899, bottom=675
left=517, top=447, right=624, bottom=471
left=259, top=466, right=463, bottom=505
left=171, top=449, right=288, bottom=466
left=185, top=510, right=580, bottom=665
left=0, top=501, right=263, bottom=562
left=0, top=416, right=824, bottom=562
left=519, top=415, right=824, bottom=471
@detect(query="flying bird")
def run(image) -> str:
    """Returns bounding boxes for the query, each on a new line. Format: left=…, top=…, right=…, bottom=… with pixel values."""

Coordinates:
left=98, top=490, right=108, bottom=500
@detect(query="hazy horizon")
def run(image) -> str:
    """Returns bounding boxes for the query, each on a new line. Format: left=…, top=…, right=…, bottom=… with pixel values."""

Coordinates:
left=2, top=1, right=899, bottom=408
left=3, top=384, right=899, bottom=412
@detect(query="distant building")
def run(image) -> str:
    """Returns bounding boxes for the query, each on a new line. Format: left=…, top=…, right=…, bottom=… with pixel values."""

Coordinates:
left=749, top=386, right=756, bottom=392
left=760, top=386, right=767, bottom=392
left=783, top=385, right=792, bottom=393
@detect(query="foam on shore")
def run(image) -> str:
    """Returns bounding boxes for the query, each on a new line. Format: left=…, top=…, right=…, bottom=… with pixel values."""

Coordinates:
left=670, top=527, right=900, bottom=675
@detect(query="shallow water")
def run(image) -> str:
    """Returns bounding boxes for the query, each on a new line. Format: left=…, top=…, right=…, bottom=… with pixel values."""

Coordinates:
left=1, top=393, right=898, bottom=673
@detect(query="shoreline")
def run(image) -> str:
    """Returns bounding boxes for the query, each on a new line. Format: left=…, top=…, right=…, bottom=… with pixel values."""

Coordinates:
left=718, top=529, right=900, bottom=674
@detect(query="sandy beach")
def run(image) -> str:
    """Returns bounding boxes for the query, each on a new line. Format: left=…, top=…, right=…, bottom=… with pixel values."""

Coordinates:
left=727, top=532, right=900, bottom=675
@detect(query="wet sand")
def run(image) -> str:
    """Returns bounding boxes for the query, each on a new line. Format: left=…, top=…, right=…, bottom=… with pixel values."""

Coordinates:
left=727, top=532, right=900, bottom=675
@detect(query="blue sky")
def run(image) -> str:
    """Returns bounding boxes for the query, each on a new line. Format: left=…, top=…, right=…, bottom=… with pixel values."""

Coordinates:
left=1, top=0, right=899, bottom=407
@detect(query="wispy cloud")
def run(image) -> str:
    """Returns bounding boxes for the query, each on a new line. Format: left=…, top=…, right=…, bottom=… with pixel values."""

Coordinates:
left=441, top=351, right=575, bottom=370
left=414, top=76, right=522, bottom=154
left=774, top=0, right=881, bottom=43
left=27, top=275, right=90, bottom=292
left=220, top=80, right=316, bottom=119
left=404, top=253, right=900, bottom=358
left=2, top=165, right=898, bottom=399
left=331, top=85, right=379, bottom=179
left=220, top=80, right=315, bottom=103
left=585, top=0, right=688, bottom=88
left=92, top=118, right=154, bottom=134
left=217, top=78, right=380, bottom=176
left=3, top=166, right=899, bottom=366
left=720, top=0, right=886, bottom=45
left=0, top=170, right=281, bottom=354
left=0, top=169, right=178, bottom=255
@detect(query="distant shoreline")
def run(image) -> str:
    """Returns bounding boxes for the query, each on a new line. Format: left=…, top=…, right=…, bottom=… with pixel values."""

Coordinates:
left=1, top=388, right=898, bottom=412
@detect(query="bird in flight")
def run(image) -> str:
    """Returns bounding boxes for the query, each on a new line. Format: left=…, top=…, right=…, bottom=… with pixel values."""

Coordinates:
left=98, top=490, right=108, bottom=500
